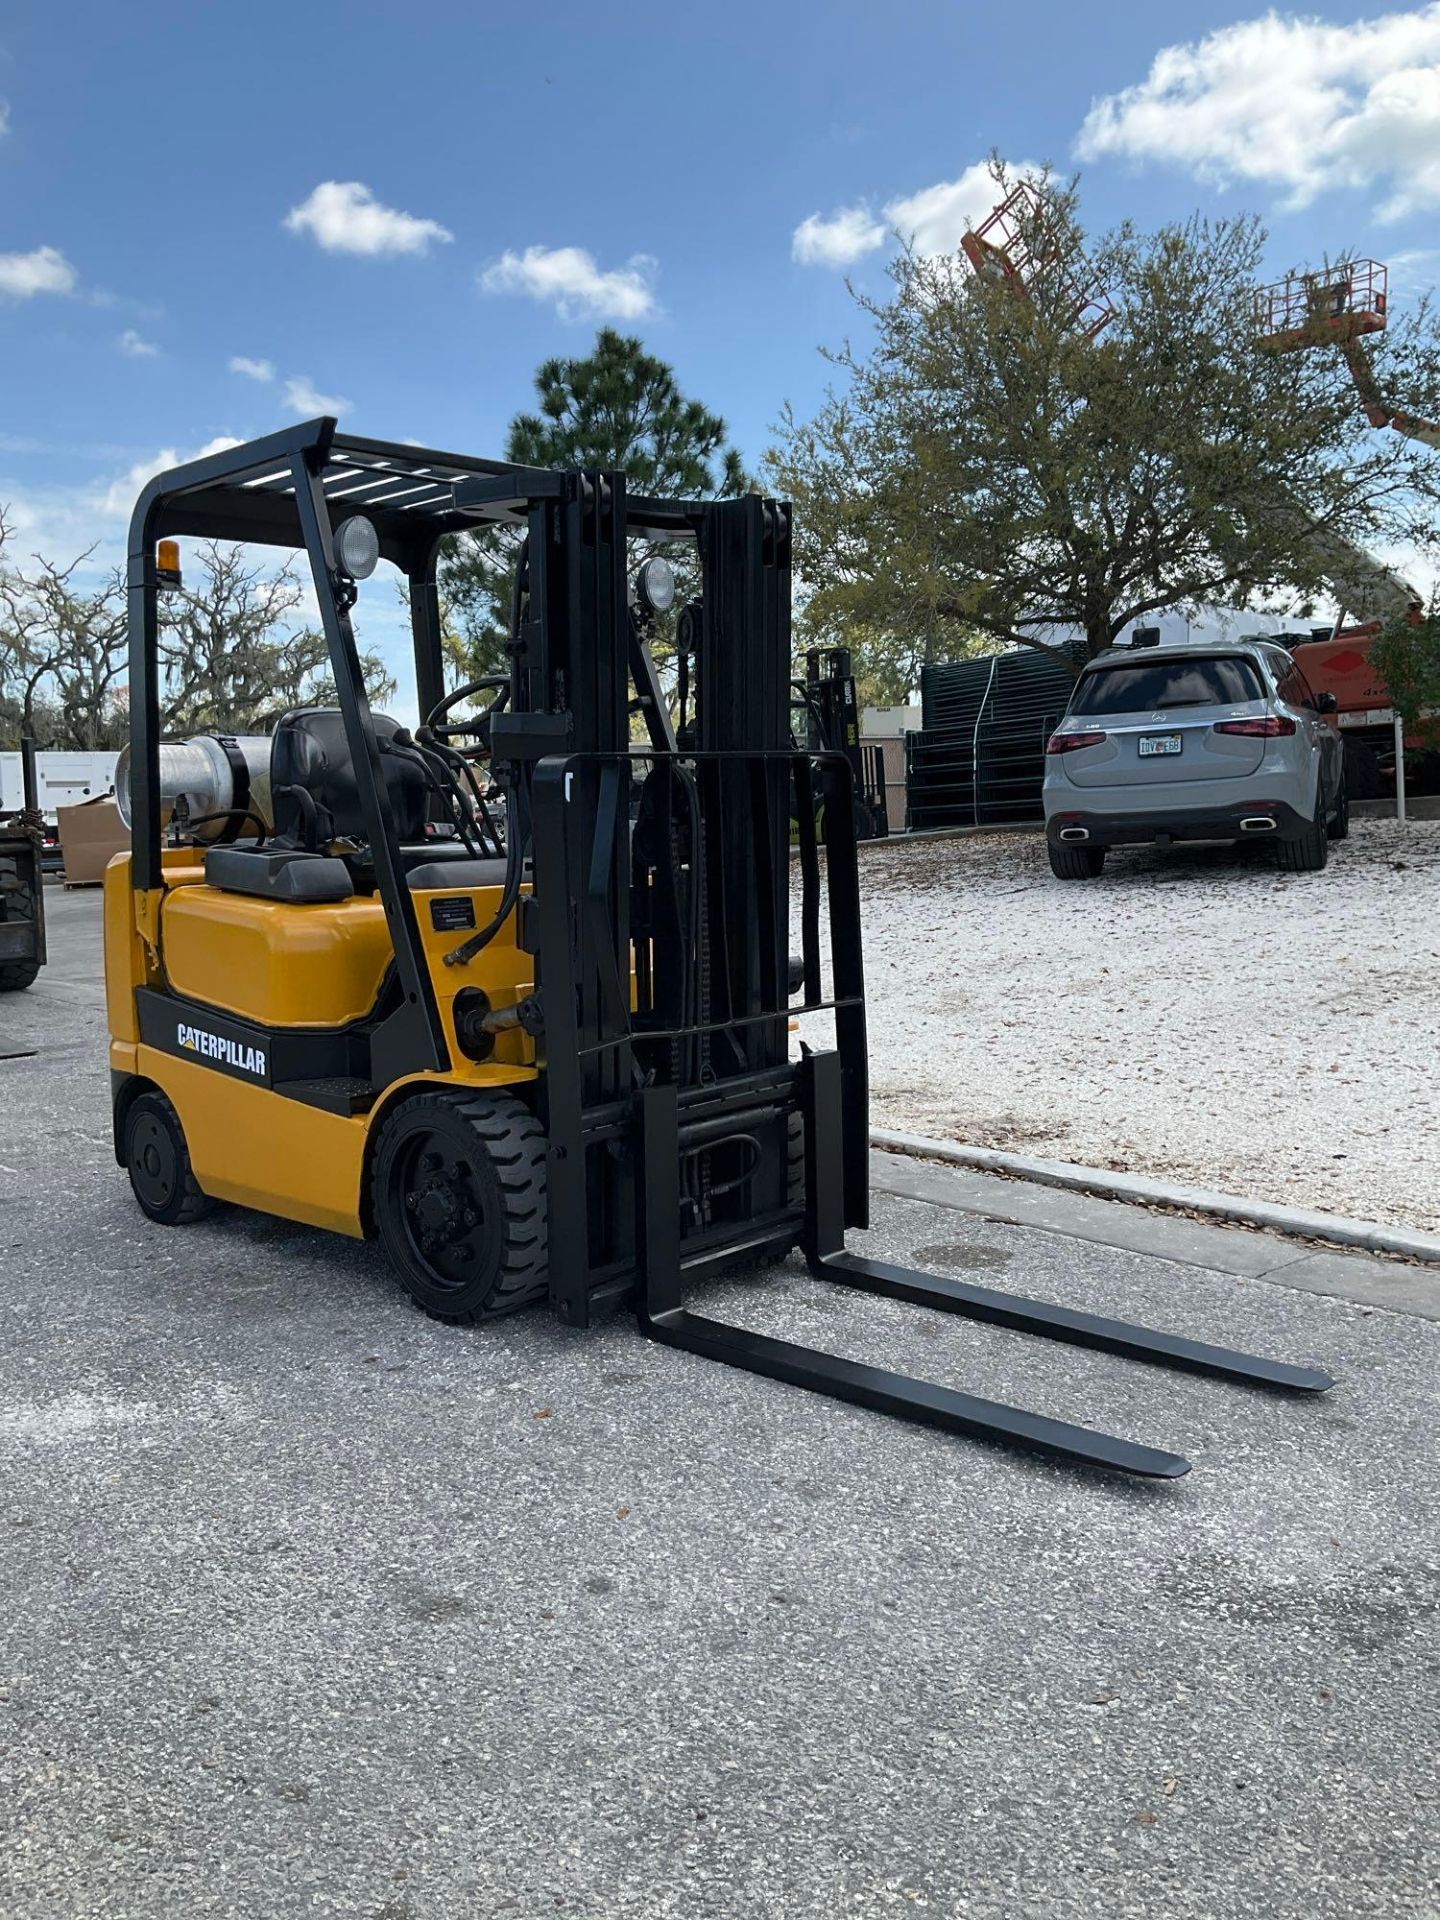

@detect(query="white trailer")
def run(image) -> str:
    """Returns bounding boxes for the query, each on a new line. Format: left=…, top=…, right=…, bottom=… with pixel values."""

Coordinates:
left=0, top=751, right=120, bottom=819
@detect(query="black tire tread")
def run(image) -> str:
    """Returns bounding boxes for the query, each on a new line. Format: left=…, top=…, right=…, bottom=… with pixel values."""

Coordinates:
left=1275, top=792, right=1329, bottom=872
left=1327, top=773, right=1350, bottom=841
left=1048, top=842, right=1106, bottom=880
left=125, top=1089, right=216, bottom=1224
left=0, top=856, right=39, bottom=991
left=376, top=1089, right=548, bottom=1324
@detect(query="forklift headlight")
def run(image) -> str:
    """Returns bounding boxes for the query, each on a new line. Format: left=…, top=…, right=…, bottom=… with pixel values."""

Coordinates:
left=334, top=515, right=380, bottom=581
left=635, top=555, right=676, bottom=616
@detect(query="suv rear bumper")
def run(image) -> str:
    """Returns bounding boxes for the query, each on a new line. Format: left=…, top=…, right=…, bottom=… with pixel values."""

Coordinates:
left=1045, top=801, right=1309, bottom=850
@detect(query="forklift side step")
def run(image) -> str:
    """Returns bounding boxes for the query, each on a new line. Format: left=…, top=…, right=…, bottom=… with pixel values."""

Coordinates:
left=811, top=1251, right=1335, bottom=1395
left=641, top=1306, right=1191, bottom=1478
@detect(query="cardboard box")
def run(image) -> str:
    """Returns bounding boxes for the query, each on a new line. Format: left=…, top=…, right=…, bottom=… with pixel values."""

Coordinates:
left=56, top=795, right=130, bottom=886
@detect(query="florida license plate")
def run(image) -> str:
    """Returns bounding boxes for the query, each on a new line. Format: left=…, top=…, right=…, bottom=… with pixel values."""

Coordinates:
left=1139, top=733, right=1182, bottom=756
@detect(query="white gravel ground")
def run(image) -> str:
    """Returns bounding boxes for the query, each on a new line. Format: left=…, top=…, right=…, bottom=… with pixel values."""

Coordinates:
left=797, top=817, right=1440, bottom=1234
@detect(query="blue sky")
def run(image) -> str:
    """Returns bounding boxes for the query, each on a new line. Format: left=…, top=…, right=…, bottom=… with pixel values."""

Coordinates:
left=4, top=0, right=1440, bottom=699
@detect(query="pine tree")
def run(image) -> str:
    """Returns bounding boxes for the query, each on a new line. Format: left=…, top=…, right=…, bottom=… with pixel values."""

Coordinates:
left=440, top=330, right=747, bottom=683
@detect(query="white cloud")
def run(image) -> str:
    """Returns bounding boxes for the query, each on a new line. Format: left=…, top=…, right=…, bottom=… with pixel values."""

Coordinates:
left=1387, top=246, right=1440, bottom=292
left=0, top=483, right=110, bottom=567
left=0, top=245, right=77, bottom=299
left=228, top=354, right=274, bottom=382
left=0, top=101, right=9, bottom=137
left=479, top=244, right=658, bottom=320
left=792, top=162, right=1042, bottom=267
left=283, top=375, right=353, bottom=418
left=284, top=180, right=453, bottom=257
left=98, top=437, right=245, bottom=518
left=792, top=205, right=885, bottom=267
left=118, top=328, right=158, bottom=358
left=2, top=437, right=251, bottom=577
left=1077, top=6, right=1440, bottom=219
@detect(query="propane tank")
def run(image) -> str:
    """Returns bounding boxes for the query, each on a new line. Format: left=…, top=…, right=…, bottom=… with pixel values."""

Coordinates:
left=115, top=734, right=274, bottom=841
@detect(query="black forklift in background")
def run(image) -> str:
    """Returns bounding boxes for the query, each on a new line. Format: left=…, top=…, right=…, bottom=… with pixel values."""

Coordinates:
left=794, top=646, right=889, bottom=839
left=110, top=419, right=1331, bottom=1478
left=0, top=737, right=47, bottom=992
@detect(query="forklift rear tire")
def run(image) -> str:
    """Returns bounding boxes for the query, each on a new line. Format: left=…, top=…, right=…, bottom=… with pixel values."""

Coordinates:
left=1048, top=842, right=1106, bottom=880
left=123, top=1089, right=217, bottom=1225
left=371, top=1090, right=547, bottom=1324
left=0, top=960, right=39, bottom=992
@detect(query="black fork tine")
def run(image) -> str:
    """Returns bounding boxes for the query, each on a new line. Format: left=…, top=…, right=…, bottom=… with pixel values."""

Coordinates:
left=641, top=1305, right=1191, bottom=1479
left=812, top=1251, right=1335, bottom=1394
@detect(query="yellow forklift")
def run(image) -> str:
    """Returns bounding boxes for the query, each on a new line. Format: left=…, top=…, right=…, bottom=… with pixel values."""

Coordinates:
left=107, top=419, right=1332, bottom=1477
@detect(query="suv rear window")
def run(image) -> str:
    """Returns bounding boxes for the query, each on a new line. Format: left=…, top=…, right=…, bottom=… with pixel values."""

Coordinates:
left=1069, top=656, right=1265, bottom=716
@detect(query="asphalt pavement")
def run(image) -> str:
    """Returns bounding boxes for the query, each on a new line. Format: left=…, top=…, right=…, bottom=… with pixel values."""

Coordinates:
left=1, top=886, right=1437, bottom=1919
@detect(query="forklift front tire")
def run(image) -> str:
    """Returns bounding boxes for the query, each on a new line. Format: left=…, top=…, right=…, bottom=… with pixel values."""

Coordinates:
left=371, top=1090, right=548, bottom=1324
left=123, top=1088, right=217, bottom=1226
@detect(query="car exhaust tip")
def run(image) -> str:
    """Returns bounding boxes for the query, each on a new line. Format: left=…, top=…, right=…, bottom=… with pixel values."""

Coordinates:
left=1058, top=826, right=1090, bottom=842
left=1239, top=815, right=1277, bottom=832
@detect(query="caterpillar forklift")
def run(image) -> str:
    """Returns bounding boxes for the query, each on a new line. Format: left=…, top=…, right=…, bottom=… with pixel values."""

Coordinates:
left=107, top=419, right=1332, bottom=1478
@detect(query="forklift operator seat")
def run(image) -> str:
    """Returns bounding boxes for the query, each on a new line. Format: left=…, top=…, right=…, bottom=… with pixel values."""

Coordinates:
left=271, top=707, right=427, bottom=848
left=205, top=707, right=494, bottom=903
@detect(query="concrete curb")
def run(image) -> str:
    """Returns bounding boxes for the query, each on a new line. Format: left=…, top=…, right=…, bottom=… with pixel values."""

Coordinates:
left=870, top=1128, right=1440, bottom=1266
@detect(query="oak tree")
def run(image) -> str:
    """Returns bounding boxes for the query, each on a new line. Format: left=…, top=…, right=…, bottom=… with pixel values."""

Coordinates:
left=769, top=169, right=1440, bottom=700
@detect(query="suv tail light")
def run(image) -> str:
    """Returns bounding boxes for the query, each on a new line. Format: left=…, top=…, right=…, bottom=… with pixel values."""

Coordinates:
left=1045, top=730, right=1106, bottom=755
left=1214, top=716, right=1296, bottom=737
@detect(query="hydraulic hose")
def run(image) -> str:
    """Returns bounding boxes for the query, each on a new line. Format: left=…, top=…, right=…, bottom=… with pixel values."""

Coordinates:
left=440, top=536, right=533, bottom=967
left=441, top=767, right=528, bottom=968
left=383, top=733, right=484, bottom=857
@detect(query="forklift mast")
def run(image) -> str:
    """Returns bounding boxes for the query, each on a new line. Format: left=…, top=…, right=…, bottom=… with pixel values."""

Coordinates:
left=452, top=470, right=871, bottom=1326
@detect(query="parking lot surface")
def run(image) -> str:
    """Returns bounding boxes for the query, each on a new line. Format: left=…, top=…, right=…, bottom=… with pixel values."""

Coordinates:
left=1, top=888, right=1437, bottom=1918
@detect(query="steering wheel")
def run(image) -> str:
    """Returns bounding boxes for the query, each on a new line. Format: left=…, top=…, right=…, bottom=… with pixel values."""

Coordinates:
left=423, top=677, right=511, bottom=751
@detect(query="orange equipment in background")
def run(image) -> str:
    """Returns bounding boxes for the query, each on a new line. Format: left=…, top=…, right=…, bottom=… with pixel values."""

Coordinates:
left=960, top=180, right=1116, bottom=341
left=1254, top=258, right=1434, bottom=790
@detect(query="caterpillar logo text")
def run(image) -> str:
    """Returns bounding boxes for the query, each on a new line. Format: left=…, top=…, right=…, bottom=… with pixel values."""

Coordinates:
left=177, top=1023, right=267, bottom=1078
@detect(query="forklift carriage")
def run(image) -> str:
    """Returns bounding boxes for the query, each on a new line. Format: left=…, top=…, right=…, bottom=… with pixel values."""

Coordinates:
left=109, top=418, right=1332, bottom=1478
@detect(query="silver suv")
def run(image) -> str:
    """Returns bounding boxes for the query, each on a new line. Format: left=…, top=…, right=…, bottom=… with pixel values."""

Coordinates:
left=1042, top=640, right=1346, bottom=880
